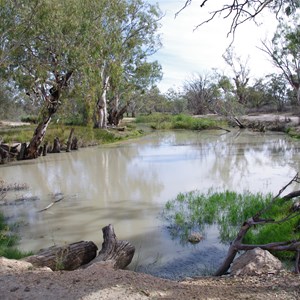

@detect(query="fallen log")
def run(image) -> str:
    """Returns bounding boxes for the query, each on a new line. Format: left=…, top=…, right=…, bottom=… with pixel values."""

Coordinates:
left=23, top=224, right=135, bottom=271
left=23, top=241, right=98, bottom=271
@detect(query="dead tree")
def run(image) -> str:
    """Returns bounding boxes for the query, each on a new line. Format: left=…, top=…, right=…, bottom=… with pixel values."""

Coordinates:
left=215, top=173, right=300, bottom=276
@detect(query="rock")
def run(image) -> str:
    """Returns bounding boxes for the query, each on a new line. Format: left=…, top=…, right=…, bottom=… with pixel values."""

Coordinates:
left=188, top=232, right=203, bottom=243
left=231, top=248, right=283, bottom=276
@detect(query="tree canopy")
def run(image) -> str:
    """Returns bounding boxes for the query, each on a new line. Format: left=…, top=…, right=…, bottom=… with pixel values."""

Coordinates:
left=0, top=0, right=162, bottom=157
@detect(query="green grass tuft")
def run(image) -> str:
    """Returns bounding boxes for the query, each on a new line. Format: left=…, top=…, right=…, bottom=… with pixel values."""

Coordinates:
left=0, top=211, right=32, bottom=259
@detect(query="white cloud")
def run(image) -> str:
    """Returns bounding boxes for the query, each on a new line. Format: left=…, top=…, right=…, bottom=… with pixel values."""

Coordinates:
left=148, top=0, right=278, bottom=92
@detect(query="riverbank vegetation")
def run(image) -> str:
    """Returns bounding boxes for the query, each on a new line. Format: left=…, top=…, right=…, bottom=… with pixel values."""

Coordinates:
left=0, top=180, right=31, bottom=259
left=136, top=113, right=227, bottom=130
left=0, top=123, right=143, bottom=148
left=0, top=212, right=31, bottom=259
left=163, top=184, right=300, bottom=264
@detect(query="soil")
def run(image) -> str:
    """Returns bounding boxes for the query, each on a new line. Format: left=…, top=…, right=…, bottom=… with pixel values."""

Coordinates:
left=1, top=259, right=300, bottom=300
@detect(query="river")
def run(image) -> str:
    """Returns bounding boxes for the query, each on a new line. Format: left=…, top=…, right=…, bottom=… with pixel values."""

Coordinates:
left=1, top=129, right=300, bottom=279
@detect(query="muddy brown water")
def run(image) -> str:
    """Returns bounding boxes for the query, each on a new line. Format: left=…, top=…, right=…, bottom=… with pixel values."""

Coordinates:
left=1, top=130, right=300, bottom=279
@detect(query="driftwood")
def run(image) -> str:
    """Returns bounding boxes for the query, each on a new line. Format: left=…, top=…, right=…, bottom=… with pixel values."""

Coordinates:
left=23, top=241, right=98, bottom=271
left=215, top=173, right=300, bottom=276
left=38, top=195, right=63, bottom=212
left=23, top=224, right=135, bottom=271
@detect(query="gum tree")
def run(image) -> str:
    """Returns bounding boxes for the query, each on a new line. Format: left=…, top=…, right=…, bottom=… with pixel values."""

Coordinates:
left=3, top=0, right=162, bottom=158
left=91, top=0, right=162, bottom=128
left=5, top=0, right=90, bottom=158
left=260, top=15, right=300, bottom=104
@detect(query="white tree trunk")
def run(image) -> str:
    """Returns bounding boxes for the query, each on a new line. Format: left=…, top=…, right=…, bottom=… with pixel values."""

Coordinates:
left=96, top=75, right=109, bottom=129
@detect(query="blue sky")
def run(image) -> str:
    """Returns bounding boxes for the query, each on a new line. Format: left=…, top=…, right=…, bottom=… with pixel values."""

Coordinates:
left=148, top=1, right=278, bottom=92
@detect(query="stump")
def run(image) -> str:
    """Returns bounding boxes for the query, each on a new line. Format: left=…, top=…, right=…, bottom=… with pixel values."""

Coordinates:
left=87, top=224, right=135, bottom=269
left=51, top=137, right=61, bottom=153
left=71, top=136, right=78, bottom=150
left=42, top=141, right=48, bottom=156
left=66, top=128, right=75, bottom=152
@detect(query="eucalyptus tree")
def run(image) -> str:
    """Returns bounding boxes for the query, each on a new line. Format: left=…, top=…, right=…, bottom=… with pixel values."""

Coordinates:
left=4, top=0, right=92, bottom=158
left=91, top=0, right=162, bottom=128
left=0, top=0, right=37, bottom=68
left=183, top=73, right=220, bottom=115
left=265, top=73, right=294, bottom=110
left=165, top=88, right=187, bottom=114
left=260, top=15, right=300, bottom=105
left=108, top=59, right=162, bottom=126
left=223, top=48, right=250, bottom=106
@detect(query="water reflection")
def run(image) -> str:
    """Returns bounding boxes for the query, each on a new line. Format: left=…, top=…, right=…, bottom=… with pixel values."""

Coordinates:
left=1, top=129, right=300, bottom=279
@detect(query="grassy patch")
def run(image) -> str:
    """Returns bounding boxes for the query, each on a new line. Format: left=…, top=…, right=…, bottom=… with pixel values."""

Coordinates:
left=136, top=113, right=227, bottom=130
left=163, top=190, right=299, bottom=259
left=0, top=123, right=144, bottom=147
left=0, top=212, right=32, bottom=259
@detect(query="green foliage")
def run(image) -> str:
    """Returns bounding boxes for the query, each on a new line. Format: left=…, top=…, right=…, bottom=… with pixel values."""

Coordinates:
left=1, top=0, right=162, bottom=131
left=287, top=127, right=300, bottom=139
left=171, top=114, right=221, bottom=130
left=264, top=14, right=300, bottom=103
left=20, top=115, right=38, bottom=124
left=136, top=113, right=172, bottom=123
left=136, top=113, right=225, bottom=130
left=0, top=127, right=35, bottom=143
left=0, top=212, right=31, bottom=259
left=163, top=190, right=300, bottom=259
left=0, top=123, right=143, bottom=147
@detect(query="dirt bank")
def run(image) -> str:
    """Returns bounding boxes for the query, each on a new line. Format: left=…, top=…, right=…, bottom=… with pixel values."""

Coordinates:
left=0, top=259, right=299, bottom=300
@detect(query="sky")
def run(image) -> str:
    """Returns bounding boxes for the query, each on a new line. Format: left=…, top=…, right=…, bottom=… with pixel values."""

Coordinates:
left=148, top=0, right=279, bottom=93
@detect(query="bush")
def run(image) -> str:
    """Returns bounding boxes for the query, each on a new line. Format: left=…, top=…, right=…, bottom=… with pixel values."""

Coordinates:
left=136, top=113, right=226, bottom=130
left=21, top=115, right=38, bottom=124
